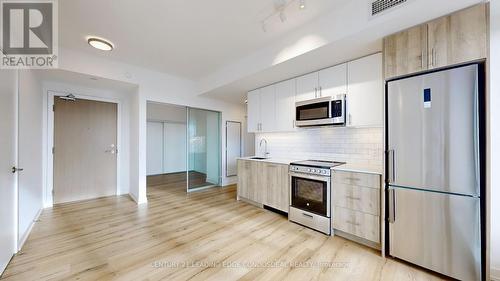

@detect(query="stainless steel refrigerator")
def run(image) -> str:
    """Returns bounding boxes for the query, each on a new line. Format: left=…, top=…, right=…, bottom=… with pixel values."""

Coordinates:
left=386, top=64, right=483, bottom=281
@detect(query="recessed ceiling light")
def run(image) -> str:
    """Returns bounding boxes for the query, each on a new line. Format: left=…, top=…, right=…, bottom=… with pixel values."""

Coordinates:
left=87, top=37, right=114, bottom=51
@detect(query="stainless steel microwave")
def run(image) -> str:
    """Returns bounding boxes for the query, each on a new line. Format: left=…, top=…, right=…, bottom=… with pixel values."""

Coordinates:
left=295, top=95, right=345, bottom=127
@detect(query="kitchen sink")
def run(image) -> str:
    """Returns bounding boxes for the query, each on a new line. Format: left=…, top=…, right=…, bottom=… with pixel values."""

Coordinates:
left=249, top=157, right=269, bottom=160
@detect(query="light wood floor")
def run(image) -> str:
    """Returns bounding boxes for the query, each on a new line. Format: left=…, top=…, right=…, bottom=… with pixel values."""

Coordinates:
left=1, top=182, right=447, bottom=280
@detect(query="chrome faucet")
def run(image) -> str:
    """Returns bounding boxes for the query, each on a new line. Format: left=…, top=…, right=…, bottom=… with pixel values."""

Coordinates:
left=259, top=138, right=270, bottom=158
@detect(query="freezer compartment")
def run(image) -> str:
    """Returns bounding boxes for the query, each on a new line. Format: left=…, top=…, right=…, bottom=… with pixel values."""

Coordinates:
left=389, top=187, right=480, bottom=281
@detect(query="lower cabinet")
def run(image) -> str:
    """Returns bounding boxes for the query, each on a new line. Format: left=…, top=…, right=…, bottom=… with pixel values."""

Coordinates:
left=263, top=163, right=289, bottom=213
left=237, top=159, right=289, bottom=213
left=332, top=170, right=381, bottom=246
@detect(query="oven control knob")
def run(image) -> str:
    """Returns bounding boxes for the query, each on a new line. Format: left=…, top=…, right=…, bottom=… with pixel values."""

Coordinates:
left=307, top=168, right=312, bottom=172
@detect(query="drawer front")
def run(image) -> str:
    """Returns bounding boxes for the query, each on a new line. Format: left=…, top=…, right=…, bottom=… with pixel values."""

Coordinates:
left=333, top=183, right=379, bottom=216
left=333, top=206, right=379, bottom=243
left=334, top=171, right=381, bottom=189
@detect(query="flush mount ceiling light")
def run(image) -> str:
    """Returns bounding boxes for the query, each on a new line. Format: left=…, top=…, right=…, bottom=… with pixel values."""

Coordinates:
left=299, top=0, right=306, bottom=9
left=87, top=37, right=114, bottom=51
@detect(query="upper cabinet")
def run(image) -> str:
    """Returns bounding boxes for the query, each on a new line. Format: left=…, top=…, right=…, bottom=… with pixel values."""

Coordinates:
left=275, top=79, right=296, bottom=132
left=248, top=55, right=382, bottom=133
left=296, top=72, right=319, bottom=102
left=296, top=64, right=348, bottom=102
left=384, top=3, right=488, bottom=79
left=427, top=4, right=487, bottom=69
left=347, top=53, right=383, bottom=128
left=247, top=89, right=260, bottom=133
left=384, top=25, right=428, bottom=79
left=247, top=85, right=276, bottom=133
left=319, top=63, right=348, bottom=98
left=247, top=81, right=296, bottom=133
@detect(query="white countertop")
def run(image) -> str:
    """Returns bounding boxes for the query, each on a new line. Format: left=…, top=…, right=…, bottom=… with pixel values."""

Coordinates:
left=237, top=157, right=298, bottom=165
left=238, top=157, right=383, bottom=175
left=332, top=163, right=383, bottom=175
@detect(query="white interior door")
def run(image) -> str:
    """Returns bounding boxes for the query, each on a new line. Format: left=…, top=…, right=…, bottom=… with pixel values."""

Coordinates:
left=147, top=122, right=164, bottom=175
left=226, top=121, right=241, bottom=177
left=0, top=70, right=18, bottom=274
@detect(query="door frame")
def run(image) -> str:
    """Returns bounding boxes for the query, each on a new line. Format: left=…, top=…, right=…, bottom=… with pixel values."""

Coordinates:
left=225, top=121, right=242, bottom=177
left=186, top=106, right=223, bottom=192
left=46, top=90, right=122, bottom=207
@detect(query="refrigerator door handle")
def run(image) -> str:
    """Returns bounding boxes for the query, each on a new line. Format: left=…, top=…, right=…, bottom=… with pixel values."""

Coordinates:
left=388, top=188, right=396, bottom=223
left=387, top=149, right=396, bottom=183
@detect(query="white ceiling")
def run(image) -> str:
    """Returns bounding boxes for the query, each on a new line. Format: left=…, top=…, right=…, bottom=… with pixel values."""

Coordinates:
left=59, top=0, right=347, bottom=80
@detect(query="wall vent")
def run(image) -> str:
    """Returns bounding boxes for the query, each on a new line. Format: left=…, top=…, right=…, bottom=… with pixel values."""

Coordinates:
left=371, top=0, right=408, bottom=17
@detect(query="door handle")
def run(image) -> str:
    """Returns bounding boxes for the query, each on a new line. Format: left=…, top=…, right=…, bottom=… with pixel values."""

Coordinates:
left=388, top=188, right=396, bottom=223
left=12, top=166, right=24, bottom=173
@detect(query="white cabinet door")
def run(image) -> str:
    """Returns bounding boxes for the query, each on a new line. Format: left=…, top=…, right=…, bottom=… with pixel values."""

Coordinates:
left=275, top=79, right=296, bottom=132
left=347, top=53, right=383, bottom=127
left=247, top=89, right=260, bottom=133
left=147, top=122, right=164, bottom=175
left=318, top=63, right=347, bottom=98
left=259, top=85, right=276, bottom=132
left=296, top=72, right=319, bottom=102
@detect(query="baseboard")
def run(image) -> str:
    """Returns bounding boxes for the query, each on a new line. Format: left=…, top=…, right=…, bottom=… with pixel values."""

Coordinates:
left=17, top=208, right=42, bottom=252
left=491, top=267, right=500, bottom=281
left=128, top=193, right=139, bottom=204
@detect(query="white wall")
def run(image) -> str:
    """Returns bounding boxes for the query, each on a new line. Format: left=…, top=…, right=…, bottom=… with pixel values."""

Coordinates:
left=57, top=48, right=246, bottom=201
left=490, top=1, right=500, bottom=279
left=255, top=127, right=383, bottom=167
left=17, top=70, right=44, bottom=248
left=41, top=79, right=136, bottom=206
left=147, top=102, right=187, bottom=123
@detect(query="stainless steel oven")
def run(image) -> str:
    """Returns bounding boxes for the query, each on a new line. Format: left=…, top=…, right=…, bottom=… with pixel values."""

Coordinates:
left=295, top=95, right=345, bottom=127
left=290, top=171, right=330, bottom=217
left=288, top=160, right=345, bottom=235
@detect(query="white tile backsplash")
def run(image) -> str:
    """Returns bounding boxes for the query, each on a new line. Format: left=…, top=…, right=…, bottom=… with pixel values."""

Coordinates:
left=255, top=127, right=383, bottom=167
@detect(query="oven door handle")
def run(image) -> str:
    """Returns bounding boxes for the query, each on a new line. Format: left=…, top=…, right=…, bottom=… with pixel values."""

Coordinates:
left=289, top=172, right=330, bottom=182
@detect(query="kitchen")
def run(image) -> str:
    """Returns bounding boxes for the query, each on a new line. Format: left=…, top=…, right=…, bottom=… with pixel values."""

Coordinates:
left=0, top=0, right=498, bottom=280
left=238, top=3, right=487, bottom=280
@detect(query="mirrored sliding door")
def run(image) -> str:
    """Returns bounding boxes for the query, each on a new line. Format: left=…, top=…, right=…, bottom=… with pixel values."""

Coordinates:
left=187, top=108, right=221, bottom=191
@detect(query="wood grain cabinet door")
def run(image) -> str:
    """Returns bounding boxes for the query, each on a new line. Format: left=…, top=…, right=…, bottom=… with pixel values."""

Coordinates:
left=428, top=3, right=487, bottom=69
left=263, top=163, right=289, bottom=213
left=384, top=24, right=428, bottom=79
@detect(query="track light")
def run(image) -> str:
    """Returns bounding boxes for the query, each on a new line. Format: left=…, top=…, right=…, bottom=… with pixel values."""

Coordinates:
left=299, top=0, right=306, bottom=9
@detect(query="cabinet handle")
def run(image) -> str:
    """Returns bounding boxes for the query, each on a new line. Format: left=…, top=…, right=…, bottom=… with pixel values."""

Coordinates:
left=346, top=177, right=360, bottom=181
left=314, top=88, right=317, bottom=98
left=431, top=48, right=435, bottom=67
left=346, top=220, right=360, bottom=226
left=420, top=50, right=424, bottom=69
left=349, top=113, right=352, bottom=125
left=319, top=86, right=322, bottom=97
left=346, top=196, right=361, bottom=201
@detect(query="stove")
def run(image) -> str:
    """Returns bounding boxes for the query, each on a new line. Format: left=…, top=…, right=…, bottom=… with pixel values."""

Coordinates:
left=288, top=160, right=345, bottom=235
left=289, top=160, right=345, bottom=177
